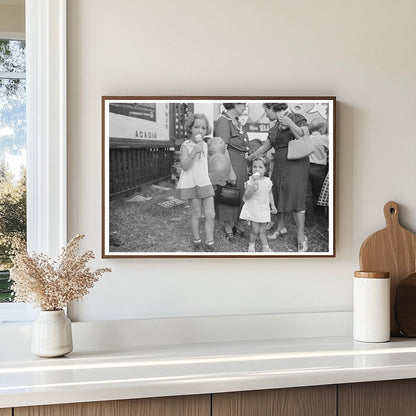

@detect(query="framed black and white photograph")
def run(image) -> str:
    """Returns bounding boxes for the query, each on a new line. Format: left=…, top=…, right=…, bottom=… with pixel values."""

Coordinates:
left=102, top=96, right=336, bottom=258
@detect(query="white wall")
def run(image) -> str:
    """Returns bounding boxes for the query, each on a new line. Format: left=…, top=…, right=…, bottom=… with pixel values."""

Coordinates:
left=0, top=3, right=24, bottom=33
left=67, top=0, right=416, bottom=322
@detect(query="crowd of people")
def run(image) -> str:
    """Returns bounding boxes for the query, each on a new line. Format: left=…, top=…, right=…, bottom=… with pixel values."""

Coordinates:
left=176, top=103, right=329, bottom=253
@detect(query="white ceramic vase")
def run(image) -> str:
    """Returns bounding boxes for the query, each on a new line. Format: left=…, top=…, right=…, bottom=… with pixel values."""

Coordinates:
left=31, top=310, right=73, bottom=357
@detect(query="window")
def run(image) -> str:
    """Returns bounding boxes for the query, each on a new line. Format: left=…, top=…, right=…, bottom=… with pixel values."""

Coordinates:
left=0, top=34, right=27, bottom=310
left=0, top=0, right=67, bottom=323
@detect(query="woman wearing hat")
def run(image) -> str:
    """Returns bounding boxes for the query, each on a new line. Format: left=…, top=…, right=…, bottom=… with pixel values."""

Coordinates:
left=248, top=103, right=310, bottom=252
left=214, top=103, right=250, bottom=240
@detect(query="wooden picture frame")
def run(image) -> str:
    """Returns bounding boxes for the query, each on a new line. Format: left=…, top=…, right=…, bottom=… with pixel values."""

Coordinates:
left=102, top=96, right=336, bottom=258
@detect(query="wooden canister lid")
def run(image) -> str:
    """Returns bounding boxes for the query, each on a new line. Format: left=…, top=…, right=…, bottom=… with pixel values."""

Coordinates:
left=354, top=271, right=389, bottom=279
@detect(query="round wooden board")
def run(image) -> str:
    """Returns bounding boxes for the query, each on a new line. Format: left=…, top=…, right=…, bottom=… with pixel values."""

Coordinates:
left=395, top=272, right=416, bottom=337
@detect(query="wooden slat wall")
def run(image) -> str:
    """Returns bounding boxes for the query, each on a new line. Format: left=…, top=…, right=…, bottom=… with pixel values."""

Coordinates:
left=109, top=146, right=173, bottom=196
left=212, top=386, right=337, bottom=416
left=338, top=380, right=416, bottom=416
left=15, top=395, right=210, bottom=416
left=0, top=409, right=12, bottom=416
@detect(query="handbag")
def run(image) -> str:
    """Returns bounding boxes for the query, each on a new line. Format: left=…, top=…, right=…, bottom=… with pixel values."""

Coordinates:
left=287, top=135, right=314, bottom=160
left=215, top=183, right=241, bottom=206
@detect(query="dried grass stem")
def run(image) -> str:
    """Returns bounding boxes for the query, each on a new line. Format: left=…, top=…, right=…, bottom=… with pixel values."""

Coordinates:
left=10, top=234, right=111, bottom=310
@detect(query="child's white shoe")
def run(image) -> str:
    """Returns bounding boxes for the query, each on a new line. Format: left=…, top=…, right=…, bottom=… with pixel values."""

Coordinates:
left=262, top=244, right=272, bottom=252
left=298, top=237, right=308, bottom=252
left=248, top=243, right=255, bottom=253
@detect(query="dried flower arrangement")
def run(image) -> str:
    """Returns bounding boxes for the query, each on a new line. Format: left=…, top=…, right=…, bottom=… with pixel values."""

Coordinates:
left=10, top=234, right=111, bottom=311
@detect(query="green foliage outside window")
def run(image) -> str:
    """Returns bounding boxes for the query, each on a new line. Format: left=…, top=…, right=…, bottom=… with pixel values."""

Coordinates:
left=0, top=163, right=26, bottom=302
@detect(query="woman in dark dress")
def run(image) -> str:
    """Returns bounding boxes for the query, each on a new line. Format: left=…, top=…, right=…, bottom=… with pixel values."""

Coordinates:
left=213, top=103, right=250, bottom=240
left=248, top=103, right=310, bottom=252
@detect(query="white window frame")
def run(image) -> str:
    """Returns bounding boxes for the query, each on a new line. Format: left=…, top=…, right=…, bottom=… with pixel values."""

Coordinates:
left=0, top=0, right=67, bottom=323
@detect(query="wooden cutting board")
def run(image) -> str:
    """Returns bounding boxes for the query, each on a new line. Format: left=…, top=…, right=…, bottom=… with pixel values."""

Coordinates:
left=359, top=201, right=416, bottom=336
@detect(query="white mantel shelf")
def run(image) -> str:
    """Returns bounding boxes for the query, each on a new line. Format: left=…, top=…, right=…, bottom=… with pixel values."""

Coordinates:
left=2, top=335, right=416, bottom=409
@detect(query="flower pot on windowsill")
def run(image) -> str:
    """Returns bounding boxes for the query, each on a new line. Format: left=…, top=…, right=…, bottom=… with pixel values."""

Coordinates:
left=9, top=234, right=111, bottom=357
left=31, top=310, right=73, bottom=358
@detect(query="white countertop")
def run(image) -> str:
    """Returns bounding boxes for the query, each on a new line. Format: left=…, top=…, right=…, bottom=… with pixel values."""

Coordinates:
left=2, top=336, right=416, bottom=409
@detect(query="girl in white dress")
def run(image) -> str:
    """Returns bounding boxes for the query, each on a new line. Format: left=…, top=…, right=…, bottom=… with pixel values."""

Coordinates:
left=177, top=114, right=215, bottom=252
left=240, top=157, right=277, bottom=252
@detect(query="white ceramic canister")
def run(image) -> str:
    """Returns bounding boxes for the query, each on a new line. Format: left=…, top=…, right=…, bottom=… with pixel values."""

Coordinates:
left=353, top=271, right=390, bottom=342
